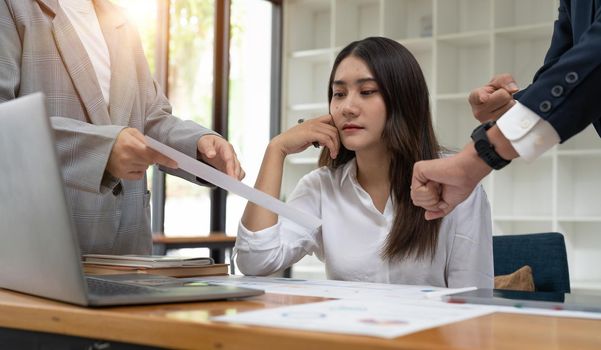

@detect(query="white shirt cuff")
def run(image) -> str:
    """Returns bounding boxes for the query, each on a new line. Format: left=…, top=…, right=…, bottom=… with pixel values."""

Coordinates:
left=496, top=101, right=560, bottom=162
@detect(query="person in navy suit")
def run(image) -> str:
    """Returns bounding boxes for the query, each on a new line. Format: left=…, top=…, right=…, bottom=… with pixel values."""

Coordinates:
left=410, top=0, right=601, bottom=219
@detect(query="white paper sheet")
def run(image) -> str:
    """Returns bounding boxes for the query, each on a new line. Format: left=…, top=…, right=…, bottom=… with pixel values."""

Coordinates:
left=199, top=276, right=601, bottom=337
left=183, top=275, right=476, bottom=302
left=213, top=298, right=494, bottom=339
left=145, top=137, right=321, bottom=230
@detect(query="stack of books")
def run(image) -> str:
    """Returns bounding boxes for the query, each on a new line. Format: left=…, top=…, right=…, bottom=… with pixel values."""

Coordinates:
left=82, top=254, right=229, bottom=277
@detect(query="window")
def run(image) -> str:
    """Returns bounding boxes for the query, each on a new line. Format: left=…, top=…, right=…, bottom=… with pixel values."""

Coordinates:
left=164, top=0, right=215, bottom=236
left=118, top=0, right=280, bottom=261
left=226, top=0, right=273, bottom=235
left=114, top=0, right=158, bottom=72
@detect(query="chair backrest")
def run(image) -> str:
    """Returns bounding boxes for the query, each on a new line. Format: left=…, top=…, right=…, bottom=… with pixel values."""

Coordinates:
left=493, top=232, right=570, bottom=293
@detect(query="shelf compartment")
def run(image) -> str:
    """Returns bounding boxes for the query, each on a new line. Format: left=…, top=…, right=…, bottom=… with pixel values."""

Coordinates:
left=289, top=48, right=334, bottom=60
left=434, top=99, right=478, bottom=151
left=399, top=38, right=434, bottom=90
left=286, top=55, right=331, bottom=107
left=383, top=0, right=433, bottom=40
left=289, top=102, right=329, bottom=113
left=494, top=216, right=554, bottom=222
left=492, top=157, right=554, bottom=217
left=558, top=125, right=601, bottom=152
left=493, top=220, right=554, bottom=235
left=571, top=281, right=601, bottom=295
left=399, top=37, right=433, bottom=54
left=436, top=33, right=490, bottom=94
left=558, top=222, right=601, bottom=282
left=493, top=25, right=552, bottom=87
left=494, top=23, right=555, bottom=39
left=333, top=0, right=381, bottom=47
left=436, top=93, right=468, bottom=101
left=436, top=0, right=491, bottom=35
left=286, top=0, right=332, bottom=52
left=557, top=154, right=601, bottom=218
left=557, top=217, right=601, bottom=223
left=493, top=0, right=557, bottom=28
left=285, top=108, right=330, bottom=131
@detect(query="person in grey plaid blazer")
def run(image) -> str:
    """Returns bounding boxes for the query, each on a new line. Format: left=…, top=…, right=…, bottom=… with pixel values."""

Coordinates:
left=0, top=0, right=244, bottom=254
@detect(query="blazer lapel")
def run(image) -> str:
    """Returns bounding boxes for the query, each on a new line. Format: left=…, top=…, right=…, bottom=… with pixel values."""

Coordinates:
left=95, top=0, right=136, bottom=127
left=36, top=0, right=111, bottom=125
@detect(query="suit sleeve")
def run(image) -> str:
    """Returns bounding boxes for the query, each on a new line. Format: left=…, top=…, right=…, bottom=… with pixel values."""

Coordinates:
left=0, top=1, right=20, bottom=102
left=514, top=0, right=601, bottom=141
left=0, top=0, right=123, bottom=194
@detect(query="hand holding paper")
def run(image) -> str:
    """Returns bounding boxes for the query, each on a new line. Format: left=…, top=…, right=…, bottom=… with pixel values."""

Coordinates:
left=196, top=135, right=245, bottom=180
left=107, top=128, right=178, bottom=180
left=145, top=137, right=322, bottom=230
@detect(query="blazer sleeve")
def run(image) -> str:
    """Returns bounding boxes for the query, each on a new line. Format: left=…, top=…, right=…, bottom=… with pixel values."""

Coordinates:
left=0, top=1, right=20, bottom=102
left=514, top=0, right=601, bottom=142
left=0, top=1, right=124, bottom=194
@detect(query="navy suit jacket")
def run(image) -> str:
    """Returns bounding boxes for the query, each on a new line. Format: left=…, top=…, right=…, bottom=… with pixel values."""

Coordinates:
left=514, top=0, right=601, bottom=142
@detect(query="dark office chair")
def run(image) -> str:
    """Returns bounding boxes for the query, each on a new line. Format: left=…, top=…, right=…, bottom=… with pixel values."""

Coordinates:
left=493, top=232, right=570, bottom=293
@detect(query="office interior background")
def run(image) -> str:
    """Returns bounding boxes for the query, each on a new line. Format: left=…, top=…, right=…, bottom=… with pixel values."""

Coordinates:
left=117, top=0, right=601, bottom=293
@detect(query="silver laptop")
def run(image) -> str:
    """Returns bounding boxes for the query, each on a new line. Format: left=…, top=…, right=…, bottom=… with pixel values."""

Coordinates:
left=0, top=93, right=263, bottom=306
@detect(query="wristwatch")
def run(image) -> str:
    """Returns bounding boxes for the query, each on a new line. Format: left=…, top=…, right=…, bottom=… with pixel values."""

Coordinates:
left=470, top=120, right=511, bottom=170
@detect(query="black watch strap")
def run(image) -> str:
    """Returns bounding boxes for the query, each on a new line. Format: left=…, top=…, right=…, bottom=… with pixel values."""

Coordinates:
left=470, top=120, right=511, bottom=170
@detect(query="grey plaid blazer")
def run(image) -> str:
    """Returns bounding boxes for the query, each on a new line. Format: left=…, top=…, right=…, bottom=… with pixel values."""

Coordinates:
left=0, top=0, right=216, bottom=254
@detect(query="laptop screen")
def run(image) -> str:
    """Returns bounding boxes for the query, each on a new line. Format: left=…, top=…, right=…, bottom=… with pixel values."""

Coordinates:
left=0, top=93, right=90, bottom=305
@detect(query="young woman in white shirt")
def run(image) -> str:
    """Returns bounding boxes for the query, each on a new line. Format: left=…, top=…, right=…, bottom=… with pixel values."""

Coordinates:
left=237, top=37, right=493, bottom=288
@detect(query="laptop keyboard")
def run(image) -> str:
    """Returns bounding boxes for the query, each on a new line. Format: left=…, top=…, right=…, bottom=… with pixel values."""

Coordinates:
left=86, top=277, right=166, bottom=296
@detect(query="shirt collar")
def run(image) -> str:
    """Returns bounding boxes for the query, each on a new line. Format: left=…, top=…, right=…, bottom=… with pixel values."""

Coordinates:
left=339, top=157, right=394, bottom=218
left=339, top=158, right=358, bottom=187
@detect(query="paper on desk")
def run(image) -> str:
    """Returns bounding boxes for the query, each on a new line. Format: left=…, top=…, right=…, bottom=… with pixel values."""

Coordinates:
left=145, top=137, right=321, bottom=230
left=213, top=298, right=494, bottom=339
left=185, top=275, right=478, bottom=303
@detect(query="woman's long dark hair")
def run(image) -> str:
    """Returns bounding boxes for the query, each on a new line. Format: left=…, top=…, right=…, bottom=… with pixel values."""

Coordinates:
left=318, top=37, right=442, bottom=262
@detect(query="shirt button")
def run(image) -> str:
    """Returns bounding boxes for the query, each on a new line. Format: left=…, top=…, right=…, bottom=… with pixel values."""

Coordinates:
left=539, top=100, right=552, bottom=113
left=565, top=72, right=578, bottom=84
left=551, top=85, right=564, bottom=97
left=520, top=119, right=531, bottom=129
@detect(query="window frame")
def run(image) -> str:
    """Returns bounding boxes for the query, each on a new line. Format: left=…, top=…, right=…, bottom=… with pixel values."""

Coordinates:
left=151, top=0, right=283, bottom=262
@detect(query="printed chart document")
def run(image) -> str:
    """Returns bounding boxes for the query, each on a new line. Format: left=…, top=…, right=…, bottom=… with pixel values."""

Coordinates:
left=198, top=276, right=601, bottom=322
left=185, top=275, right=476, bottom=302
left=145, top=137, right=321, bottom=230
left=213, top=298, right=494, bottom=339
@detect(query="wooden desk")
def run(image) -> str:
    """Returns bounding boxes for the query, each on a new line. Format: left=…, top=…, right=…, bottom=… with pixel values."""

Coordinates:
left=0, top=288, right=600, bottom=350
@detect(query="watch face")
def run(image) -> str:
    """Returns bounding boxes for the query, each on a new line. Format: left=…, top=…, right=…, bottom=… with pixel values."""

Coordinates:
left=474, top=139, right=490, bottom=153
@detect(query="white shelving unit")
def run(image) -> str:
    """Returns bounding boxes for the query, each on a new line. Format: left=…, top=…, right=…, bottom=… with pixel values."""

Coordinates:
left=281, top=0, right=601, bottom=290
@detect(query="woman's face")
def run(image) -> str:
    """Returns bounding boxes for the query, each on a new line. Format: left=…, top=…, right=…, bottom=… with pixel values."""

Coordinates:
left=330, top=55, right=387, bottom=154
